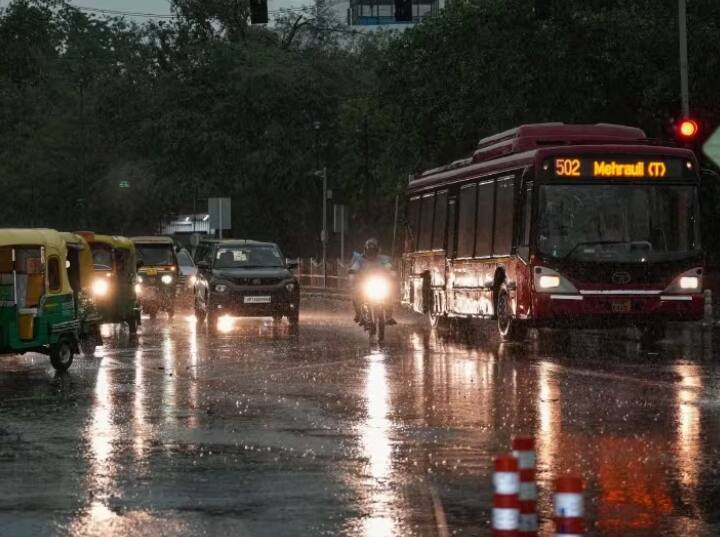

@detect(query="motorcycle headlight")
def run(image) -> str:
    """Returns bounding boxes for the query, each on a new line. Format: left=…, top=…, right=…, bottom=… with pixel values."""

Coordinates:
left=363, top=276, right=390, bottom=302
left=92, top=278, right=109, bottom=297
left=134, top=283, right=142, bottom=296
left=215, top=283, right=228, bottom=293
left=161, top=274, right=173, bottom=285
left=285, top=282, right=296, bottom=293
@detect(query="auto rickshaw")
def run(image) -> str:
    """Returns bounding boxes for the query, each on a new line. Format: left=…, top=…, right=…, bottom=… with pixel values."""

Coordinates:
left=77, top=232, right=141, bottom=333
left=0, top=229, right=101, bottom=371
left=131, top=236, right=179, bottom=319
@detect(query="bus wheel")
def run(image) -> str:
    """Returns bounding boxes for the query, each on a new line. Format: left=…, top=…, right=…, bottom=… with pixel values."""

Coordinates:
left=50, top=337, right=75, bottom=372
left=497, top=284, right=526, bottom=341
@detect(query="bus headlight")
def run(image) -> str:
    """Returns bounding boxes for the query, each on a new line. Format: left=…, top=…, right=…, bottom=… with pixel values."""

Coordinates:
left=161, top=274, right=173, bottom=285
left=538, top=275, right=561, bottom=289
left=533, top=267, right=578, bottom=294
left=363, top=275, right=391, bottom=302
left=664, top=268, right=702, bottom=294
left=92, top=278, right=109, bottom=297
left=189, top=275, right=197, bottom=286
left=285, top=282, right=296, bottom=293
left=215, top=284, right=228, bottom=293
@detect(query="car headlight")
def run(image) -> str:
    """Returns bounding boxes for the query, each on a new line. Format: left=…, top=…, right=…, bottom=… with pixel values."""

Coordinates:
left=533, top=267, right=578, bottom=294
left=134, top=283, right=142, bottom=296
left=679, top=276, right=699, bottom=290
left=92, top=278, right=109, bottom=297
left=285, top=282, right=296, bottom=293
left=363, top=275, right=390, bottom=302
left=161, top=274, right=173, bottom=285
left=215, top=283, right=228, bottom=293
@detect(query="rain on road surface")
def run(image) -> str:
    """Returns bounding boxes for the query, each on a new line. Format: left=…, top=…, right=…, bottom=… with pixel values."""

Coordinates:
left=1, top=298, right=719, bottom=537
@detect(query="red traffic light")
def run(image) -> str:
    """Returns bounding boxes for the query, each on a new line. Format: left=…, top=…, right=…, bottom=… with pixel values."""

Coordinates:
left=677, top=118, right=699, bottom=139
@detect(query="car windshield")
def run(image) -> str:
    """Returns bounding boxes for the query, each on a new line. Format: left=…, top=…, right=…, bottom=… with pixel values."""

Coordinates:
left=213, top=246, right=284, bottom=269
left=537, top=184, right=700, bottom=262
left=91, top=246, right=113, bottom=270
left=136, top=244, right=175, bottom=266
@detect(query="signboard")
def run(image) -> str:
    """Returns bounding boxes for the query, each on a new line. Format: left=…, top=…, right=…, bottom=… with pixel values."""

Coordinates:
left=208, top=197, right=231, bottom=236
left=550, top=157, right=685, bottom=179
left=704, top=128, right=720, bottom=169
left=119, top=180, right=130, bottom=189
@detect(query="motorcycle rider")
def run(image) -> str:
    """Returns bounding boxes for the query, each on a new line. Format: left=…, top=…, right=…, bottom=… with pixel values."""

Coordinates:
left=349, top=238, right=396, bottom=326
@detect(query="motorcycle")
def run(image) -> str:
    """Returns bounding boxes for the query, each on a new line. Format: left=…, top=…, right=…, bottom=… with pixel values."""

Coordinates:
left=357, top=270, right=394, bottom=343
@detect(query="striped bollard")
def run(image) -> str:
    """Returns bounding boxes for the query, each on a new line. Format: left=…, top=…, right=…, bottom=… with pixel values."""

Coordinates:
left=492, top=454, right=520, bottom=536
left=554, top=476, right=584, bottom=537
left=512, top=437, right=538, bottom=537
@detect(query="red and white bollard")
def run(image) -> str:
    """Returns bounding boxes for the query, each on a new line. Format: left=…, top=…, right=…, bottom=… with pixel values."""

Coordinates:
left=512, top=437, right=538, bottom=537
left=492, top=454, right=520, bottom=536
left=553, top=476, right=584, bottom=537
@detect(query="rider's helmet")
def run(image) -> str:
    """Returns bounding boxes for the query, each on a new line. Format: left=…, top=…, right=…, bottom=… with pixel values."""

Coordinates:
left=364, top=238, right=379, bottom=260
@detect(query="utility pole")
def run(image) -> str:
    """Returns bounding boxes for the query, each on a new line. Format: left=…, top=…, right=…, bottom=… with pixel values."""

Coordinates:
left=679, top=0, right=689, bottom=116
left=321, top=167, right=328, bottom=288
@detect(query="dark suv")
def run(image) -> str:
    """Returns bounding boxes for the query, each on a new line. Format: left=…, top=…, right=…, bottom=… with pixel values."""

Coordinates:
left=194, top=240, right=300, bottom=329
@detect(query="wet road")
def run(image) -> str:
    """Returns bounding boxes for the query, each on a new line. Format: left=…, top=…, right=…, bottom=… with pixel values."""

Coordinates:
left=1, top=299, right=720, bottom=537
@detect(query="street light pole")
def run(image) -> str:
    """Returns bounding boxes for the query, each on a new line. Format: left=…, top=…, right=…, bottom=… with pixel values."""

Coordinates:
left=321, top=167, right=328, bottom=288
left=679, top=0, right=689, bottom=116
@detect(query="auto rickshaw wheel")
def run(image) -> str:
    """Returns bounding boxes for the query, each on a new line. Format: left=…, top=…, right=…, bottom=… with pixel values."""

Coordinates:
left=50, top=337, right=75, bottom=372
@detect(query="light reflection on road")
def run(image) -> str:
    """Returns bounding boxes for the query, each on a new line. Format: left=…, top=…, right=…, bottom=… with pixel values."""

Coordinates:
left=360, top=351, right=397, bottom=537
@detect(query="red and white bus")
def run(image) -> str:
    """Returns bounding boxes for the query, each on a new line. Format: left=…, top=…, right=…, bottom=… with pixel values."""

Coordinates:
left=401, top=123, right=704, bottom=342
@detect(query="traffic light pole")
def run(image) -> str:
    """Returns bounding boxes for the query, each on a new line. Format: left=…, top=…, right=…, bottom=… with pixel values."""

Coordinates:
left=679, top=0, right=689, bottom=116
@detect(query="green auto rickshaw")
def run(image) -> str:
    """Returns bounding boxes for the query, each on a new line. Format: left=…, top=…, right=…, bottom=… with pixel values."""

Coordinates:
left=0, top=229, right=101, bottom=371
left=78, top=232, right=141, bottom=333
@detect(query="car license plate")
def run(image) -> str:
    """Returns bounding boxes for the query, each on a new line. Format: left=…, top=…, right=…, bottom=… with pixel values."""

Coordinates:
left=145, top=268, right=157, bottom=276
left=244, top=296, right=271, bottom=304
left=611, top=300, right=631, bottom=313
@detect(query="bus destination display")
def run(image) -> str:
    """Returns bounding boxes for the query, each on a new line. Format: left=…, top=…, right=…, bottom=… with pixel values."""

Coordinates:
left=553, top=157, right=684, bottom=178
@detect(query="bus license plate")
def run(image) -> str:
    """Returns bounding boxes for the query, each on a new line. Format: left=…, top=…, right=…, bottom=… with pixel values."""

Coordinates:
left=244, top=296, right=271, bottom=304
left=611, top=300, right=631, bottom=313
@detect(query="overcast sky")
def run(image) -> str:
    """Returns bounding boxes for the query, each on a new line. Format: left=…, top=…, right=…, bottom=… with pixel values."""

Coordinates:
left=0, top=0, right=308, bottom=20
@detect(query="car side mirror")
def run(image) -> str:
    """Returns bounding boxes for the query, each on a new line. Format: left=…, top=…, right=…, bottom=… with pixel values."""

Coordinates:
left=197, top=261, right=210, bottom=271
left=286, top=259, right=299, bottom=270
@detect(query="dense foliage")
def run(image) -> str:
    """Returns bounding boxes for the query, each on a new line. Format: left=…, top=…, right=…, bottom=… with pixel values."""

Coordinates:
left=1, top=0, right=718, bottom=256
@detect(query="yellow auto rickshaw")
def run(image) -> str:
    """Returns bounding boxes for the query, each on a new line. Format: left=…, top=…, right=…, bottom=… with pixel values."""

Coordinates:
left=0, top=229, right=101, bottom=371
left=77, top=232, right=141, bottom=333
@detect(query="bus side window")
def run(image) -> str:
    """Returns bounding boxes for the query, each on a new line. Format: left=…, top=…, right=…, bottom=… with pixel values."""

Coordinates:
left=432, top=190, right=448, bottom=250
left=446, top=197, right=457, bottom=258
left=493, top=176, right=515, bottom=256
left=457, top=184, right=477, bottom=258
left=476, top=179, right=495, bottom=257
left=418, top=193, right=435, bottom=251
left=518, top=183, right=533, bottom=261
left=406, top=196, right=421, bottom=252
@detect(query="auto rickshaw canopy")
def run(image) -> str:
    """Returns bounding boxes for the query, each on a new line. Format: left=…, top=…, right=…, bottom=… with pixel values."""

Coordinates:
left=0, top=228, right=73, bottom=296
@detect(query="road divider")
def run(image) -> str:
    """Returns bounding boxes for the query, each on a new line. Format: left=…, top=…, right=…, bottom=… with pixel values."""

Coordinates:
left=512, top=437, right=538, bottom=537
left=492, top=454, right=520, bottom=536
left=553, top=475, right=584, bottom=537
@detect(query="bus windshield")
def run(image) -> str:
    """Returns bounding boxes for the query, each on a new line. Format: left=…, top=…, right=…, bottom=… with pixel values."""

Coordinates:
left=536, top=183, right=700, bottom=262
